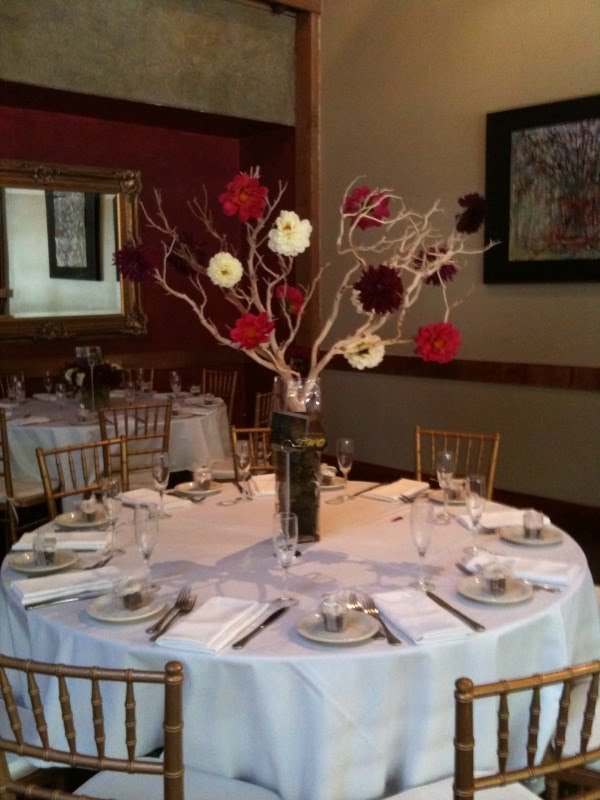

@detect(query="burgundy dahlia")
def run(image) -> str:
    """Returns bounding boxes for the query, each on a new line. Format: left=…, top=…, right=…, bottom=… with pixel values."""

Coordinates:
left=414, top=247, right=458, bottom=286
left=343, top=186, right=391, bottom=230
left=455, top=193, right=486, bottom=234
left=113, top=244, right=154, bottom=282
left=353, top=265, right=404, bottom=315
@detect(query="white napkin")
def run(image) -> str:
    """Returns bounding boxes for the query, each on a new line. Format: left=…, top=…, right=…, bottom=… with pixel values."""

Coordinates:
left=457, top=509, right=551, bottom=531
left=180, top=407, right=210, bottom=416
left=0, top=401, right=15, bottom=409
left=156, top=596, right=270, bottom=653
left=12, top=565, right=120, bottom=605
left=250, top=473, right=276, bottom=497
left=365, top=479, right=430, bottom=502
left=12, top=531, right=110, bottom=552
left=9, top=416, right=50, bottom=426
left=372, top=588, right=474, bottom=643
left=120, top=488, right=190, bottom=510
left=32, top=393, right=57, bottom=402
left=463, top=551, right=577, bottom=587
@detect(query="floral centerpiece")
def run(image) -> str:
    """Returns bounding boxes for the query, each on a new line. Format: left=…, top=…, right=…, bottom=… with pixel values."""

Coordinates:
left=65, top=360, right=123, bottom=410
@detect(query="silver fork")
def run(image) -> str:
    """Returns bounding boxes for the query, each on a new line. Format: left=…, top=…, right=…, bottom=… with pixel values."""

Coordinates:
left=362, top=594, right=402, bottom=645
left=149, top=593, right=197, bottom=641
left=348, top=592, right=385, bottom=639
left=146, top=585, right=191, bottom=634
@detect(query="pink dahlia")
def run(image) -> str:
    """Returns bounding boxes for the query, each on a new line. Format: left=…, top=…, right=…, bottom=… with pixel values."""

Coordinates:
left=275, top=284, right=304, bottom=316
left=113, top=244, right=154, bottom=282
left=414, top=247, right=458, bottom=286
left=230, top=312, right=275, bottom=350
left=343, top=186, right=391, bottom=230
left=413, top=322, right=461, bottom=364
left=455, top=193, right=486, bottom=234
left=353, top=265, right=403, bottom=315
left=219, top=173, right=268, bottom=222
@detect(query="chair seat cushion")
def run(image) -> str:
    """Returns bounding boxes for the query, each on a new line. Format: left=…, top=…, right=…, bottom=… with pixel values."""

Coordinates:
left=77, top=763, right=281, bottom=800
left=387, top=776, right=539, bottom=799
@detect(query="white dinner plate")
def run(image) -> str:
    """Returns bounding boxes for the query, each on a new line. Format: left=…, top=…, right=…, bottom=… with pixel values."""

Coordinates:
left=320, top=477, right=345, bottom=492
left=429, top=489, right=466, bottom=506
left=55, top=510, right=109, bottom=530
left=173, top=481, right=222, bottom=499
left=457, top=575, right=533, bottom=605
left=500, top=526, right=563, bottom=547
left=87, top=594, right=166, bottom=624
left=171, top=409, right=195, bottom=418
left=296, top=610, right=379, bottom=645
left=8, top=550, right=79, bottom=575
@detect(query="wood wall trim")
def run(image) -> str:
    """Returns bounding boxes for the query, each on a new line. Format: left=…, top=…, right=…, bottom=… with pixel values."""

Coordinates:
left=327, top=353, right=600, bottom=392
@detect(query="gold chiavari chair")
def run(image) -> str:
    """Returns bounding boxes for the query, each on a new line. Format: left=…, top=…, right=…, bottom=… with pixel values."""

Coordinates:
left=391, top=660, right=600, bottom=799
left=0, top=408, right=49, bottom=546
left=36, top=437, right=129, bottom=519
left=98, top=402, right=172, bottom=489
left=230, top=426, right=272, bottom=483
left=202, top=368, right=238, bottom=420
left=415, top=426, right=500, bottom=500
left=253, top=391, right=273, bottom=427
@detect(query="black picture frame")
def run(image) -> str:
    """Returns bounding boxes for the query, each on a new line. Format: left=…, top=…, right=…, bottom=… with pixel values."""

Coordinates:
left=45, top=190, right=100, bottom=280
left=484, top=94, right=600, bottom=284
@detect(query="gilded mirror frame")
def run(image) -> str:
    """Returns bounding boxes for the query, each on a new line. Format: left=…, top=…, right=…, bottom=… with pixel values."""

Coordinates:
left=0, top=159, right=146, bottom=341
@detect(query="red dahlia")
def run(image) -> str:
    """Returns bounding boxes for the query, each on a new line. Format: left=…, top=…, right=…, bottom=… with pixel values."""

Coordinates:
left=230, top=312, right=275, bottom=350
left=353, top=265, right=404, bottom=315
left=413, top=322, right=461, bottom=364
left=219, top=173, right=268, bottom=223
left=343, top=186, right=391, bottom=230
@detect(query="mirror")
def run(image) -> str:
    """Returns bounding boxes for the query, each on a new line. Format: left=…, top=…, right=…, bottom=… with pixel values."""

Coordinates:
left=0, top=159, right=146, bottom=341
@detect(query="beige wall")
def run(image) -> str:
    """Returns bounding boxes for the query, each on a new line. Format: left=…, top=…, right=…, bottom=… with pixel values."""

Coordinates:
left=320, top=0, right=600, bottom=505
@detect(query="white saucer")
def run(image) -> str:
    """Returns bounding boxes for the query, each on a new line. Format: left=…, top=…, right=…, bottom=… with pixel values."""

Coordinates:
left=55, top=510, right=109, bottom=530
left=296, top=610, right=379, bottom=645
left=320, top=477, right=345, bottom=492
left=429, top=489, right=466, bottom=506
left=500, top=526, right=562, bottom=547
left=87, top=594, right=166, bottom=624
left=457, top=575, right=533, bottom=605
left=8, top=550, right=79, bottom=575
left=173, top=481, right=222, bottom=499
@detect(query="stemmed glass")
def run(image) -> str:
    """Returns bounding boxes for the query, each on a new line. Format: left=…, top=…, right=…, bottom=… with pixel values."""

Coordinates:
left=101, top=476, right=123, bottom=555
left=134, top=503, right=160, bottom=587
left=435, top=450, right=455, bottom=524
left=272, top=511, right=298, bottom=600
left=43, top=371, right=53, bottom=394
left=465, top=474, right=486, bottom=554
left=169, top=371, right=182, bottom=399
left=151, top=451, right=171, bottom=517
left=87, top=351, right=99, bottom=411
left=235, top=440, right=252, bottom=500
left=327, top=437, right=354, bottom=504
left=410, top=498, right=434, bottom=590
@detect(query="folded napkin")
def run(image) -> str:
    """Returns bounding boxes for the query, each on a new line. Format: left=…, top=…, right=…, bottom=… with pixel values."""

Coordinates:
left=156, top=596, right=270, bottom=653
left=120, top=488, right=190, bottom=510
left=32, top=393, right=57, bottom=402
left=463, top=551, right=577, bottom=587
left=13, top=530, right=110, bottom=552
left=11, top=565, right=120, bottom=606
left=372, top=588, right=474, bottom=643
left=9, top=416, right=50, bottom=426
left=180, top=407, right=210, bottom=416
left=365, top=479, right=430, bottom=502
left=250, top=473, right=276, bottom=497
left=457, top=509, right=551, bottom=531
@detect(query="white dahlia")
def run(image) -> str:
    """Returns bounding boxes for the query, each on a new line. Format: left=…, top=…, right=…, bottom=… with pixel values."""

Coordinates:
left=344, top=335, right=385, bottom=370
left=207, top=252, right=243, bottom=288
left=267, top=211, right=312, bottom=257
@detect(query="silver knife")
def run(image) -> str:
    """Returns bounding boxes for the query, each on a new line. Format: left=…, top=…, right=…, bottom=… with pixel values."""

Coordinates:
left=425, top=591, right=485, bottom=632
left=232, top=605, right=291, bottom=649
left=24, top=590, right=108, bottom=609
left=350, top=482, right=389, bottom=499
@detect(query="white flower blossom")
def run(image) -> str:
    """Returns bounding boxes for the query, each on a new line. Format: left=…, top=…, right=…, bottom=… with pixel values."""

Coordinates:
left=267, top=211, right=312, bottom=257
left=350, top=289, right=368, bottom=315
left=207, top=252, right=243, bottom=288
left=344, top=335, right=385, bottom=370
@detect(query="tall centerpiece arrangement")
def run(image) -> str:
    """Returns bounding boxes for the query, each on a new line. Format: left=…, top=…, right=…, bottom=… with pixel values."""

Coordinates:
left=115, top=169, right=490, bottom=538
left=65, top=359, right=123, bottom=411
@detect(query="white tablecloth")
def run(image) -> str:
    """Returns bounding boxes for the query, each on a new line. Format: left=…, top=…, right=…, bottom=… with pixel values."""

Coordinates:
left=1, top=483, right=598, bottom=800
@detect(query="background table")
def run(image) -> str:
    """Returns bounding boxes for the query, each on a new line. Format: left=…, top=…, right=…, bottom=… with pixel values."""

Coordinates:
left=1, top=483, right=598, bottom=800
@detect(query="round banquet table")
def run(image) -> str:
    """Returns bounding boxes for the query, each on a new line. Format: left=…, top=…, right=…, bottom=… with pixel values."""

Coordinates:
left=1, top=482, right=599, bottom=800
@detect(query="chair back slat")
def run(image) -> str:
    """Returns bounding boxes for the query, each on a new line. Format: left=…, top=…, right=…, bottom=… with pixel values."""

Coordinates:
left=125, top=680, right=136, bottom=761
left=554, top=680, right=574, bottom=757
left=58, top=675, right=76, bottom=754
left=91, top=679, right=105, bottom=759
left=230, top=427, right=272, bottom=482
left=98, top=403, right=171, bottom=481
left=497, top=692, right=509, bottom=771
left=202, top=368, right=238, bottom=420
left=254, top=391, right=273, bottom=427
left=26, top=673, right=49, bottom=750
left=0, top=666, right=22, bottom=745
left=582, top=673, right=600, bottom=754
left=527, top=686, right=541, bottom=768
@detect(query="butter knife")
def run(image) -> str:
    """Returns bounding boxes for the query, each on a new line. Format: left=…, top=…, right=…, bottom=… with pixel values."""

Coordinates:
left=425, top=591, right=485, bottom=632
left=24, top=590, right=108, bottom=609
left=350, top=482, right=388, bottom=499
left=232, top=605, right=291, bottom=649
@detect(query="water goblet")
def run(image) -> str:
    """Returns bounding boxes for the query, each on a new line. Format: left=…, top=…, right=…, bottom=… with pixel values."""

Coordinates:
left=134, top=503, right=160, bottom=587
left=151, top=451, right=171, bottom=517
left=101, top=476, right=123, bottom=555
left=169, top=370, right=182, bottom=399
left=54, top=382, right=66, bottom=406
left=327, top=437, right=354, bottom=504
left=410, top=498, right=434, bottom=590
left=465, top=474, right=486, bottom=554
left=43, top=371, right=53, bottom=394
left=272, top=511, right=298, bottom=600
left=235, top=440, right=252, bottom=500
left=435, top=450, right=455, bottom=524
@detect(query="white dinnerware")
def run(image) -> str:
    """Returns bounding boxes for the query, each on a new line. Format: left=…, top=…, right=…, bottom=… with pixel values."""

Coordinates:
left=296, top=610, right=378, bottom=645
left=457, top=575, right=533, bottom=605
left=87, top=593, right=165, bottom=624
left=500, top=525, right=562, bottom=547
left=8, top=550, right=79, bottom=575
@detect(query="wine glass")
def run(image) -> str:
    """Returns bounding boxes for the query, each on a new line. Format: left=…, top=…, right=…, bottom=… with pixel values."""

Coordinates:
left=435, top=450, right=455, bottom=524
left=465, top=474, right=486, bottom=554
left=169, top=371, right=182, bottom=399
left=272, top=511, right=298, bottom=600
left=410, top=498, right=434, bottom=590
left=328, top=437, right=354, bottom=504
left=43, top=371, right=53, bottom=394
left=235, top=440, right=252, bottom=500
left=101, top=476, right=123, bottom=555
left=134, top=503, right=160, bottom=586
left=151, top=451, right=171, bottom=517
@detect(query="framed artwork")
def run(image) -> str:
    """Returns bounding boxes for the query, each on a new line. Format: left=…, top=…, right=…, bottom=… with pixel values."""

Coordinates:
left=45, top=190, right=100, bottom=280
left=484, top=94, right=600, bottom=283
